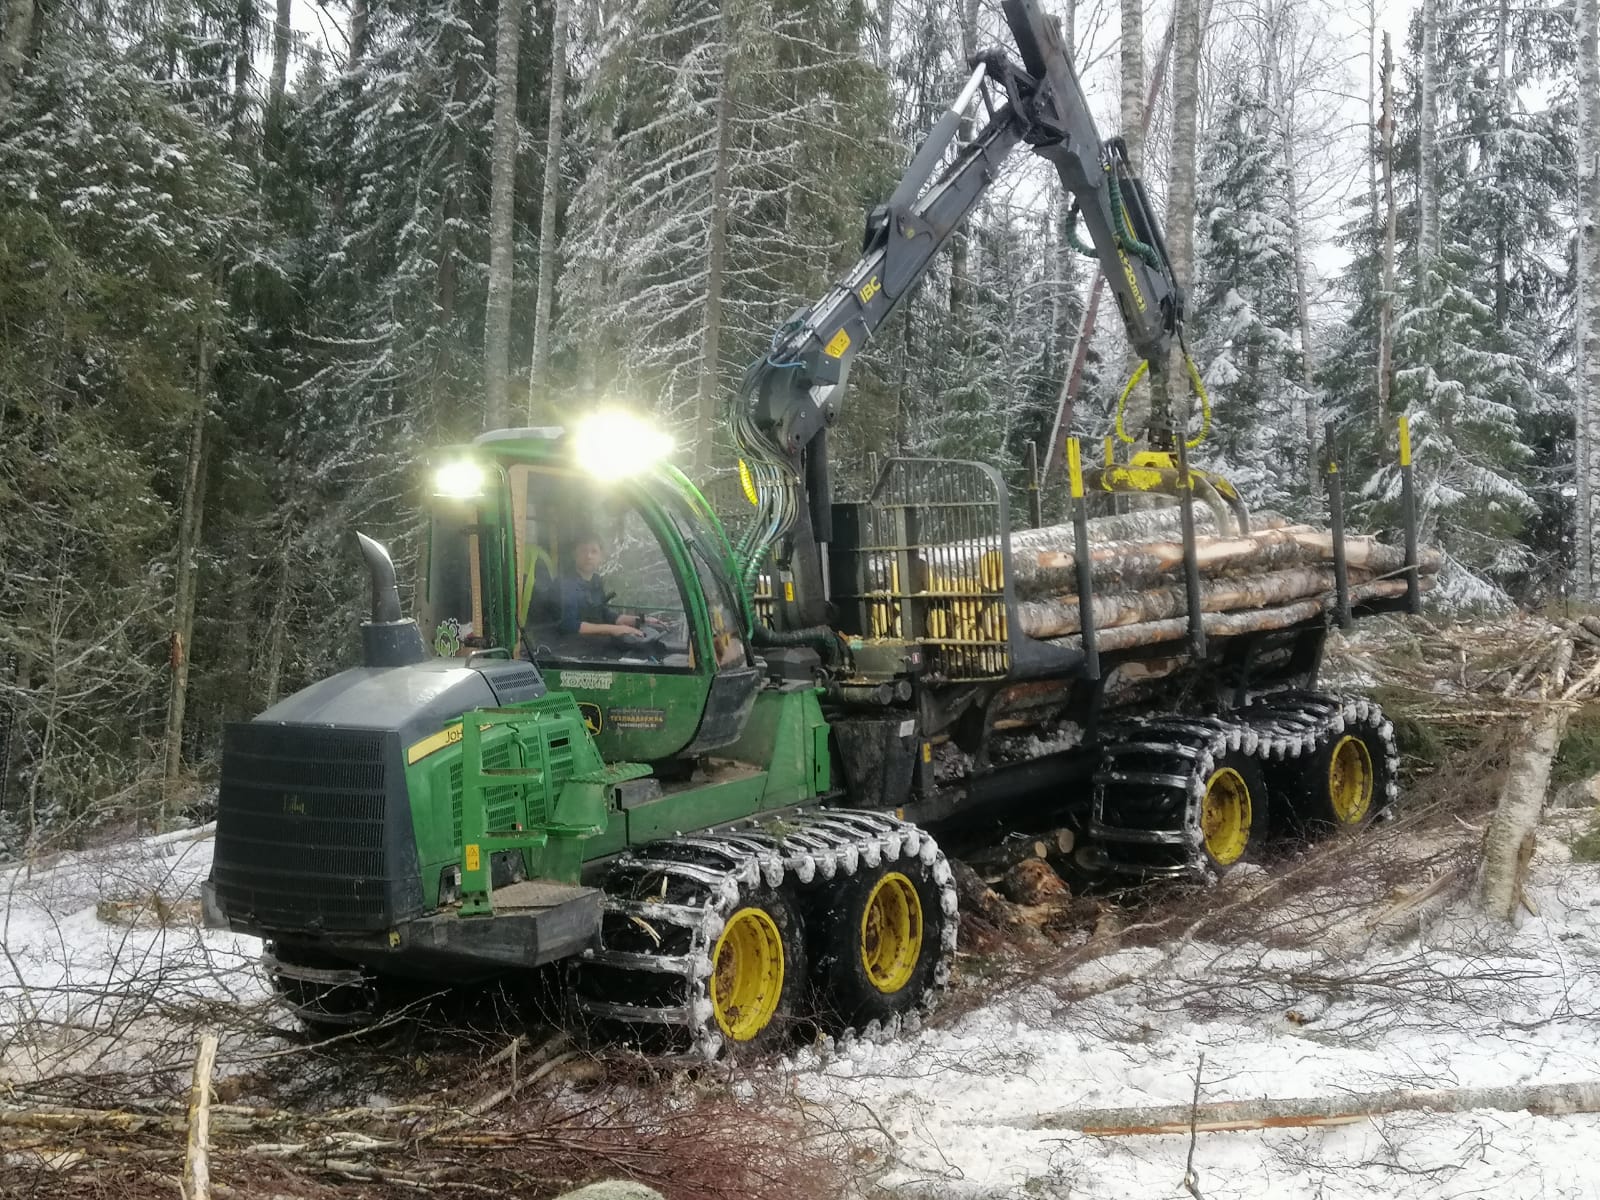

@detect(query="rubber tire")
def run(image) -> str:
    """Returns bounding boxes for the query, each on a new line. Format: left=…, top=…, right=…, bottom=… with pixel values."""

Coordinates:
left=1282, top=714, right=1394, bottom=835
left=1198, top=750, right=1271, bottom=874
left=809, top=847, right=951, bottom=1033
left=710, top=884, right=809, bottom=1057
left=265, top=942, right=379, bottom=1037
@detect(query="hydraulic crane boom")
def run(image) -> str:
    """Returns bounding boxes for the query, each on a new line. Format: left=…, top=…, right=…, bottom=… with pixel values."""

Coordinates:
left=735, top=0, right=1185, bottom=632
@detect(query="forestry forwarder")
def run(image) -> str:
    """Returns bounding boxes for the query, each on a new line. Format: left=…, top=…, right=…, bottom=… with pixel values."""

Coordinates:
left=203, top=0, right=1422, bottom=1056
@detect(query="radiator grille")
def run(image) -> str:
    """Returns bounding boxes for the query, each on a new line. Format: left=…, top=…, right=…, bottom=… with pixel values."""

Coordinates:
left=212, top=724, right=411, bottom=932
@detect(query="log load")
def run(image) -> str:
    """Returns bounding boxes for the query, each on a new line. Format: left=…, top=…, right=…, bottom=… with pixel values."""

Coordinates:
left=857, top=504, right=1441, bottom=652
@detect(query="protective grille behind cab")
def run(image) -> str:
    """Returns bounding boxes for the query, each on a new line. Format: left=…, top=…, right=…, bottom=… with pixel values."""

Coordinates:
left=833, top=458, right=1015, bottom=680
left=212, top=723, right=410, bottom=932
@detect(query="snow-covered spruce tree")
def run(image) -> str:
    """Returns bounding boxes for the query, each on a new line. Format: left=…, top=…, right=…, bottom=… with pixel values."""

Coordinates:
left=1324, top=0, right=1572, bottom=603
left=1188, top=79, right=1311, bottom=519
left=559, top=0, right=888, bottom=469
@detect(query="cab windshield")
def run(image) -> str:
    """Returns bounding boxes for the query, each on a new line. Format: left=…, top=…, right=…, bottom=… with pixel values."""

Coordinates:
left=510, top=465, right=695, bottom=670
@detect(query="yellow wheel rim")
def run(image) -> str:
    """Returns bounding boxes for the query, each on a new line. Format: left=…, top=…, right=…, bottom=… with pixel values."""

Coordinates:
left=710, top=907, right=785, bottom=1042
left=860, top=872, right=923, bottom=994
left=1328, top=734, right=1374, bottom=824
left=1201, top=767, right=1252, bottom=866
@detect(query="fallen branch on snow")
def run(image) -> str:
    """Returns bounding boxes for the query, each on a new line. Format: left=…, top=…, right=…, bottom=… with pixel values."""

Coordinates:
left=1015, top=1079, right=1600, bottom=1134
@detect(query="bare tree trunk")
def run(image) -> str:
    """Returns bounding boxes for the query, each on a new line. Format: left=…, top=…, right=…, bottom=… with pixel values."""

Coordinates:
left=269, top=0, right=291, bottom=107
left=0, top=0, right=35, bottom=117
left=527, top=0, right=569, bottom=418
left=162, top=377, right=209, bottom=825
left=949, top=0, right=980, bottom=323
left=1160, top=0, right=1204, bottom=434
left=1265, top=5, right=1317, bottom=483
left=694, top=3, right=734, bottom=474
left=1119, top=0, right=1145, bottom=172
left=1376, top=34, right=1397, bottom=442
left=1366, top=0, right=1378, bottom=235
left=348, top=0, right=371, bottom=68
left=482, top=0, right=523, bottom=431
left=1578, top=0, right=1600, bottom=596
left=433, top=5, right=476, bottom=379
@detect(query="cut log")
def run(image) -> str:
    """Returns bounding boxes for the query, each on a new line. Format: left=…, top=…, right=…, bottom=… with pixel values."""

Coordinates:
left=181, top=1032, right=218, bottom=1200
left=1017, top=565, right=1371, bottom=639
left=999, top=857, right=1070, bottom=905
left=1049, top=578, right=1419, bottom=653
left=1005, top=526, right=1442, bottom=598
left=1478, top=638, right=1573, bottom=920
left=1016, top=1079, right=1600, bottom=1134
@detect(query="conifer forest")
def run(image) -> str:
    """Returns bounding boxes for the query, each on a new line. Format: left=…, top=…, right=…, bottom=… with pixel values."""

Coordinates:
left=1, top=0, right=1598, bottom=857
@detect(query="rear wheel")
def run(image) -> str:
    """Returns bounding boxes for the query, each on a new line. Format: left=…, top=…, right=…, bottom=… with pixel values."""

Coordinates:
left=1244, top=694, right=1397, bottom=835
left=810, top=838, right=955, bottom=1034
left=1288, top=715, right=1395, bottom=833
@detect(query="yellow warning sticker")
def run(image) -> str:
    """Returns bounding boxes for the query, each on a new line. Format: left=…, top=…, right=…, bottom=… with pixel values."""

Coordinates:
left=784, top=580, right=795, bottom=602
left=824, top=329, right=851, bottom=358
left=464, top=844, right=481, bottom=872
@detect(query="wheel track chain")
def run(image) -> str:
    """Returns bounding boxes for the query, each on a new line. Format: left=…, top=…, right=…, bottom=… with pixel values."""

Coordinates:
left=1089, top=692, right=1399, bottom=877
left=573, top=808, right=957, bottom=1060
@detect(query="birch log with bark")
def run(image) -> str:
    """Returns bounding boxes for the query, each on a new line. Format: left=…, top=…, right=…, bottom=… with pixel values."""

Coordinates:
left=527, top=0, right=568, bottom=414
left=482, top=0, right=523, bottom=431
left=694, top=5, right=733, bottom=474
left=0, top=0, right=34, bottom=117
left=1477, top=638, right=1573, bottom=920
left=1016, top=1079, right=1600, bottom=1134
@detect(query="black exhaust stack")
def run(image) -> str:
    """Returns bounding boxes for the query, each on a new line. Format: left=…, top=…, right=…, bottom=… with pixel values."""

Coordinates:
left=357, top=532, right=429, bottom=667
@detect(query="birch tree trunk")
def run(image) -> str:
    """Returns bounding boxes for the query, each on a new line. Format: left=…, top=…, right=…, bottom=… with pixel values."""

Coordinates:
left=269, top=0, right=291, bottom=108
left=1376, top=34, right=1397, bottom=441
left=1418, top=0, right=1439, bottom=291
left=1119, top=0, right=1144, bottom=173
left=527, top=0, right=569, bottom=416
left=1579, top=0, right=1600, bottom=596
left=482, top=0, right=523, bottom=431
left=0, top=0, right=35, bottom=117
left=694, top=2, right=734, bottom=474
left=1161, top=0, right=1203, bottom=433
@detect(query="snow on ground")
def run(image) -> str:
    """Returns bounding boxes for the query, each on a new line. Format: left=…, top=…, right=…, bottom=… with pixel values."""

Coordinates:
left=0, top=826, right=265, bottom=1081
left=794, top=823, right=1600, bottom=1198
left=5, top=808, right=1600, bottom=1199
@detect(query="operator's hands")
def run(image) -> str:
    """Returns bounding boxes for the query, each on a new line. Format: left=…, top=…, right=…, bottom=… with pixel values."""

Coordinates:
left=642, top=614, right=670, bottom=630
